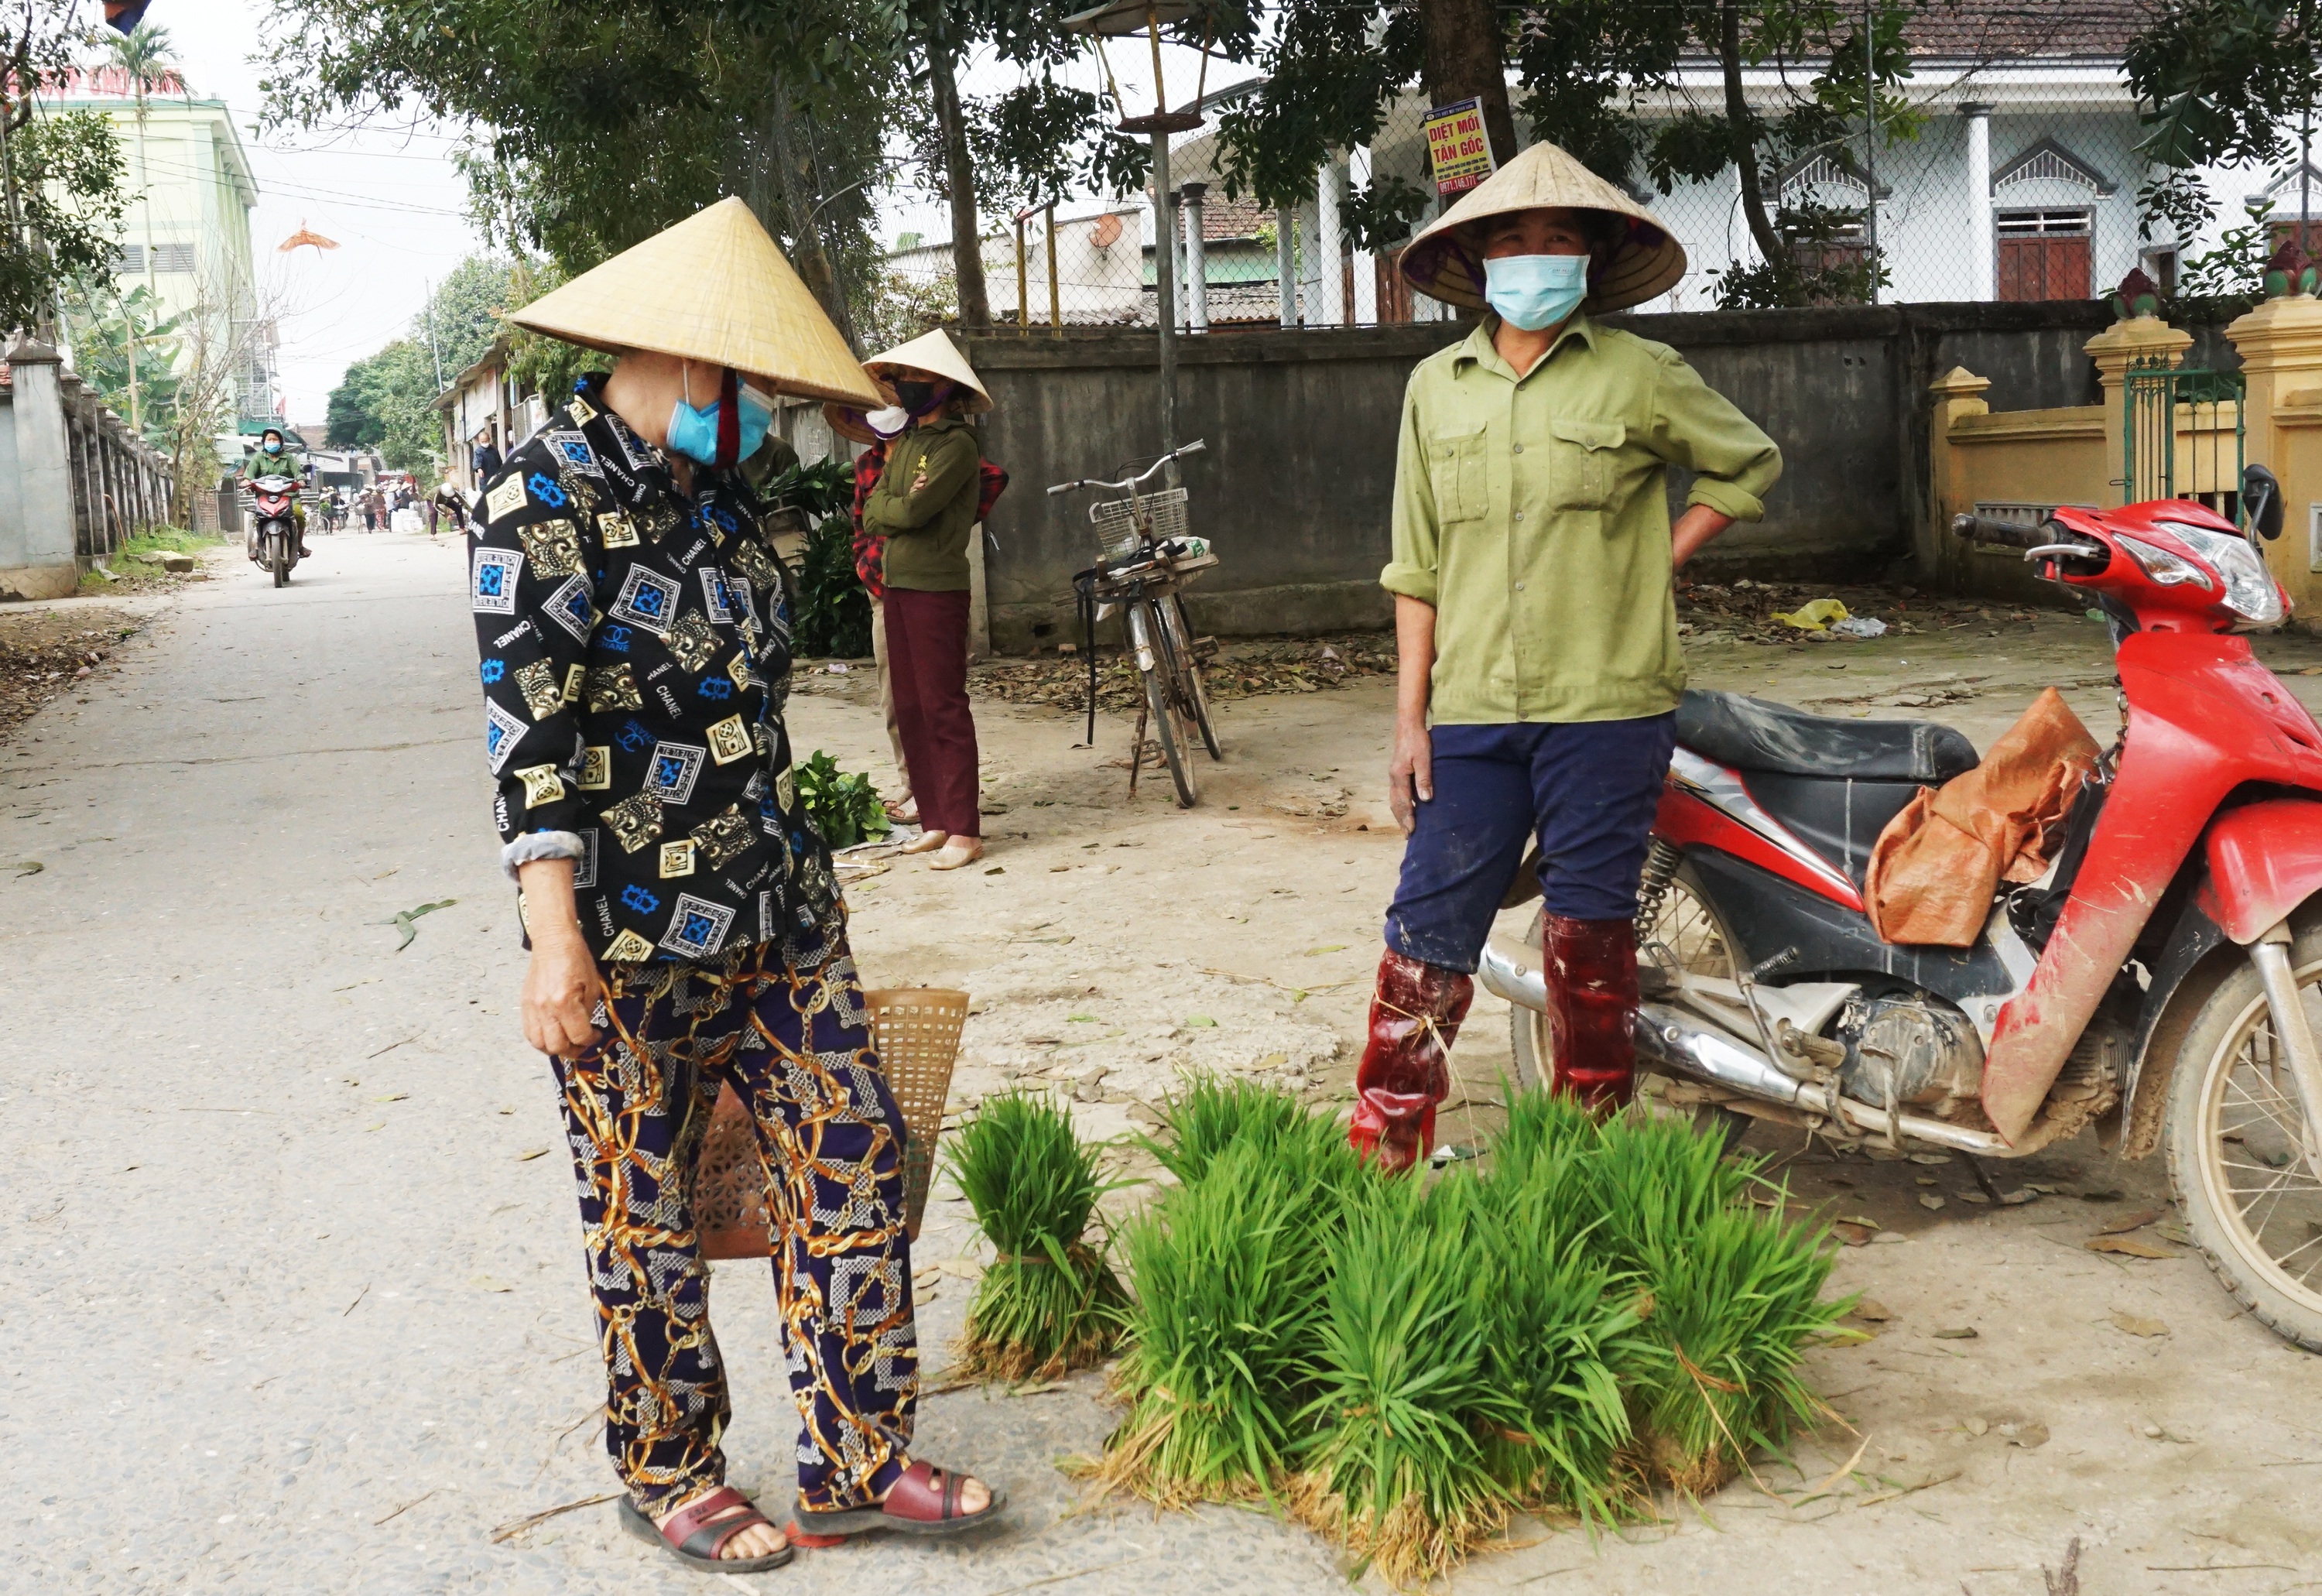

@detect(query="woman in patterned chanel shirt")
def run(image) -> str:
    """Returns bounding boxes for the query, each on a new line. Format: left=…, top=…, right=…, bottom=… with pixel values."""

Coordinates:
left=473, top=199, right=1002, bottom=1574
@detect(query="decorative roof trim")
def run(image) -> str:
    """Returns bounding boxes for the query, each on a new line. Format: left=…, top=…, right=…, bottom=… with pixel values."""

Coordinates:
left=1992, top=137, right=2115, bottom=197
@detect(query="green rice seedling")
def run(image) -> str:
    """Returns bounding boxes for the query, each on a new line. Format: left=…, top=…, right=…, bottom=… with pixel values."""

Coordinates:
left=1465, top=1177, right=1652, bottom=1524
left=1093, top=1136, right=1345, bottom=1505
left=1627, top=1201, right=1844, bottom=1495
left=1487, top=1079, right=1601, bottom=1194
left=1290, top=1170, right=1526, bottom=1587
left=1580, top=1108, right=1759, bottom=1272
left=944, top=1091, right=1130, bottom=1382
left=1146, top=1074, right=1314, bottom=1186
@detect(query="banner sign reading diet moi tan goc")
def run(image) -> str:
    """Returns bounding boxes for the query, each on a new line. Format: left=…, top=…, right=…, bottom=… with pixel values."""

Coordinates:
left=1423, top=98, right=1496, bottom=195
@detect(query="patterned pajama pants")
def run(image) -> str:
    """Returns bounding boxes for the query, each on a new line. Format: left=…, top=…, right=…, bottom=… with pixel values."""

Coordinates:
left=552, top=921, right=918, bottom=1515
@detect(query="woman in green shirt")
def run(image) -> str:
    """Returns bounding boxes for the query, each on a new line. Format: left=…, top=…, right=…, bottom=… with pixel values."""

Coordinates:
left=860, top=331, right=993, bottom=872
left=1350, top=142, right=1782, bottom=1171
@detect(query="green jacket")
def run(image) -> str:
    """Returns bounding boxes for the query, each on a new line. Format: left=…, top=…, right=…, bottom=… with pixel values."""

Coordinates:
left=1382, top=316, right=1782, bottom=724
left=863, top=416, right=982, bottom=592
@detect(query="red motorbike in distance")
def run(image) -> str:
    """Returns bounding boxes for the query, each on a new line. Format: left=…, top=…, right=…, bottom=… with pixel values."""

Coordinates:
left=1488, top=464, right=2322, bottom=1348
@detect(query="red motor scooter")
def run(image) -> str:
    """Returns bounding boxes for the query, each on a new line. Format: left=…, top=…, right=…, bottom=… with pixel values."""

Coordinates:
left=1486, top=464, right=2322, bottom=1349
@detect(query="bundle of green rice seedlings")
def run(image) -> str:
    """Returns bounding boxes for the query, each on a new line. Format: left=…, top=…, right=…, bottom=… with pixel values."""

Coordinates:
left=1146, top=1074, right=1317, bottom=1185
left=1577, top=1108, right=1758, bottom=1272
left=1467, top=1177, right=1653, bottom=1524
left=1487, top=1080, right=1601, bottom=1194
left=1626, top=1202, right=1844, bottom=1495
left=944, top=1090, right=1130, bottom=1382
left=1289, top=1171, right=1526, bottom=1587
left=1094, top=1130, right=1354, bottom=1505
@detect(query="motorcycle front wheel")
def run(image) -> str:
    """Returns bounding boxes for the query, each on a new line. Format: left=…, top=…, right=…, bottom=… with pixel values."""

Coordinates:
left=270, top=535, right=289, bottom=587
left=2166, top=926, right=2322, bottom=1350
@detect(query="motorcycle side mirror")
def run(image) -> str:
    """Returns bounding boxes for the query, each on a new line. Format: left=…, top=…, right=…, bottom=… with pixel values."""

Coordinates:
left=2243, top=463, right=2285, bottom=543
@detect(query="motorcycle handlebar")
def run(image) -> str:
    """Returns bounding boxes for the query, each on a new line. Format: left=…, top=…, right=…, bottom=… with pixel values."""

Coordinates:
left=1949, top=512, right=2050, bottom=549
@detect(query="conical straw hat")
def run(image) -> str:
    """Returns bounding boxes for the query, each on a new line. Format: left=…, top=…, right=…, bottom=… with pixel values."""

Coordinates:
left=1399, top=142, right=1685, bottom=315
left=505, top=197, right=884, bottom=408
left=864, top=329, right=991, bottom=414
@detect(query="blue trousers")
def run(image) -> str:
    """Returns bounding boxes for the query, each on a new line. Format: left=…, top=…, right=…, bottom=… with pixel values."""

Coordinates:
left=1383, top=716, right=1676, bottom=973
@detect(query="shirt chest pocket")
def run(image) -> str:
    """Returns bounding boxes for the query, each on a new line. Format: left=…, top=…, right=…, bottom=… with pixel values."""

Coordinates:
left=1543, top=418, right=1625, bottom=510
left=1426, top=426, right=1489, bottom=523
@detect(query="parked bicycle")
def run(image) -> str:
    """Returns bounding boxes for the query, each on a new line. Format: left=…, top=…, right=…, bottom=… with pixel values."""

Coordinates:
left=1049, top=440, right=1222, bottom=807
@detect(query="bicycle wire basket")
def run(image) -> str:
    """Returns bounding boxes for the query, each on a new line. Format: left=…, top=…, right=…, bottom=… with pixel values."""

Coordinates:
left=1089, top=487, right=1189, bottom=562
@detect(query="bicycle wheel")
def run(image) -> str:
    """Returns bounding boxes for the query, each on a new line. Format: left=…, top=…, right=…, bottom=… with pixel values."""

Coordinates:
left=1134, top=601, right=1197, bottom=807
left=1157, top=592, right=1222, bottom=759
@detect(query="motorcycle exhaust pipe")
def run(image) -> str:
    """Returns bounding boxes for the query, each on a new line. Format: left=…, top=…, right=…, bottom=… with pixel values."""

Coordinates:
left=1480, top=944, right=2006, bottom=1154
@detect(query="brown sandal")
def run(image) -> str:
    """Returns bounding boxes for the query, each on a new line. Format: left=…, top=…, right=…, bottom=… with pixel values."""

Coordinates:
left=618, top=1486, right=794, bottom=1571
left=791, top=1461, right=1005, bottom=1539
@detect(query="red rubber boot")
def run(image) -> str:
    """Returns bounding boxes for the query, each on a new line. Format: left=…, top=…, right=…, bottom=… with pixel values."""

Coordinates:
left=1543, top=915, right=1640, bottom=1112
left=1347, top=948, right=1473, bottom=1173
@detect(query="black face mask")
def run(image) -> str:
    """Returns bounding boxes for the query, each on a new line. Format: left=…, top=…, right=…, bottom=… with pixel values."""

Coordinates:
left=892, top=378, right=940, bottom=413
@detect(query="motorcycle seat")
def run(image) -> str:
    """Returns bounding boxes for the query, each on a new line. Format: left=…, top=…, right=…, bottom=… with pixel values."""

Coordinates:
left=1676, top=689, right=1978, bottom=784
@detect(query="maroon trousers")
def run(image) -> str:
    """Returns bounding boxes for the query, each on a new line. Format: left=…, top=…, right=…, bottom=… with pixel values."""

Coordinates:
left=883, top=587, right=980, bottom=839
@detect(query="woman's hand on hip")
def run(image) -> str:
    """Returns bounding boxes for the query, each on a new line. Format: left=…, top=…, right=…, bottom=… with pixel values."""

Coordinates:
left=1388, top=719, right=1433, bottom=837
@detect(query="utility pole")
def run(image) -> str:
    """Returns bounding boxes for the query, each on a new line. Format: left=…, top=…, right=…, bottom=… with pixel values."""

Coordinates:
left=422, top=278, right=444, bottom=392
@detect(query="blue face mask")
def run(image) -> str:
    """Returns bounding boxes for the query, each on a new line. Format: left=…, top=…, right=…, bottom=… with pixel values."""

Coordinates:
left=666, top=379, right=775, bottom=467
left=1483, top=253, right=1590, bottom=332
left=262, top=438, right=283, bottom=454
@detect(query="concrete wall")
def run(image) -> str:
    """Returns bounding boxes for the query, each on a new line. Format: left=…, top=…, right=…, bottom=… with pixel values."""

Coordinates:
left=961, top=302, right=2239, bottom=652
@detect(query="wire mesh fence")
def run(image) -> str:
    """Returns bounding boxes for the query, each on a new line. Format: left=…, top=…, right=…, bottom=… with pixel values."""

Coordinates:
left=875, top=60, right=2322, bottom=334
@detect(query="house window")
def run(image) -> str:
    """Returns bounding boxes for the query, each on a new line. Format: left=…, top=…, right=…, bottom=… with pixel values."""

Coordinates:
left=1995, top=210, right=2091, bottom=301
left=152, top=242, right=196, bottom=273
left=111, top=243, right=145, bottom=274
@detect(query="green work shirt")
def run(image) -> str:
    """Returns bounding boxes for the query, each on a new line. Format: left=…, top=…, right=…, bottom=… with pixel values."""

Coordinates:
left=864, top=416, right=982, bottom=592
left=1382, top=315, right=1782, bottom=724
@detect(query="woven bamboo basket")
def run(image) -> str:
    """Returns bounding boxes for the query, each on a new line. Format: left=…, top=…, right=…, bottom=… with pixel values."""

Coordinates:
left=695, top=987, right=969, bottom=1259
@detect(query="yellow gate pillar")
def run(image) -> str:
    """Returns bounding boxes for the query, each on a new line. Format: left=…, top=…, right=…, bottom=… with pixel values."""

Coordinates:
left=2085, top=311, right=2191, bottom=508
left=2229, top=285, right=2322, bottom=617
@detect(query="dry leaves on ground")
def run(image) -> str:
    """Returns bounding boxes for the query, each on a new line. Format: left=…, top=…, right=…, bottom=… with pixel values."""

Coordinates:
left=0, top=611, right=142, bottom=742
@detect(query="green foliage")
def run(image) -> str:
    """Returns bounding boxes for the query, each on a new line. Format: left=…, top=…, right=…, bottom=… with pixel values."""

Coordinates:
left=0, top=108, right=129, bottom=336
left=422, top=254, right=517, bottom=377
left=793, top=750, right=891, bottom=848
left=2125, top=0, right=2321, bottom=239
left=774, top=455, right=871, bottom=659
left=1207, top=0, right=1925, bottom=310
left=325, top=339, right=441, bottom=472
left=946, top=1090, right=1131, bottom=1380
left=59, top=280, right=184, bottom=447
left=2173, top=197, right=2277, bottom=315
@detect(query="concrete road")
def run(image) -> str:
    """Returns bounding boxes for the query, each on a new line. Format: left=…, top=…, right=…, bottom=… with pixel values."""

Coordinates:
left=6, top=536, right=2322, bottom=1595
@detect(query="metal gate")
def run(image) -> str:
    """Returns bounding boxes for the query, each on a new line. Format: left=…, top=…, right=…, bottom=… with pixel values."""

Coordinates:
left=2122, top=356, right=2245, bottom=516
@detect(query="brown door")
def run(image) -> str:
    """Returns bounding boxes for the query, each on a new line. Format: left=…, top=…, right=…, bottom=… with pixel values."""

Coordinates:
left=1378, top=248, right=1414, bottom=324
left=1997, top=234, right=2091, bottom=301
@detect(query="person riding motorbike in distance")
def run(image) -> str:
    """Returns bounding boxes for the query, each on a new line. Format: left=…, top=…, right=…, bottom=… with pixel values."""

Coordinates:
left=241, top=426, right=313, bottom=559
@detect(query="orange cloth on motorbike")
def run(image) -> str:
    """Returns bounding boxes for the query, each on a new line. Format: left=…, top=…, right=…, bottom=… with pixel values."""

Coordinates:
left=1863, top=688, right=2101, bottom=947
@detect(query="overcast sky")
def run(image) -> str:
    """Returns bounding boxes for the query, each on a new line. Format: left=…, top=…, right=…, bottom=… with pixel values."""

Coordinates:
left=128, top=0, right=1237, bottom=420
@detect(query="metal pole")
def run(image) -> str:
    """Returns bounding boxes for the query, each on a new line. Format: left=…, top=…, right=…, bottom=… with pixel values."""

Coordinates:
left=1152, top=130, right=1179, bottom=477
left=1046, top=204, right=1062, bottom=335
left=1862, top=0, right=1878, bottom=303
left=2303, top=99, right=2313, bottom=251
left=1277, top=204, right=1296, bottom=327
left=1015, top=214, right=1029, bottom=332
left=422, top=279, right=444, bottom=392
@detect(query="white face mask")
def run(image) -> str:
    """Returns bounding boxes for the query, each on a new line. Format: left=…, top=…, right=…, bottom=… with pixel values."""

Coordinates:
left=866, top=406, right=910, bottom=438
